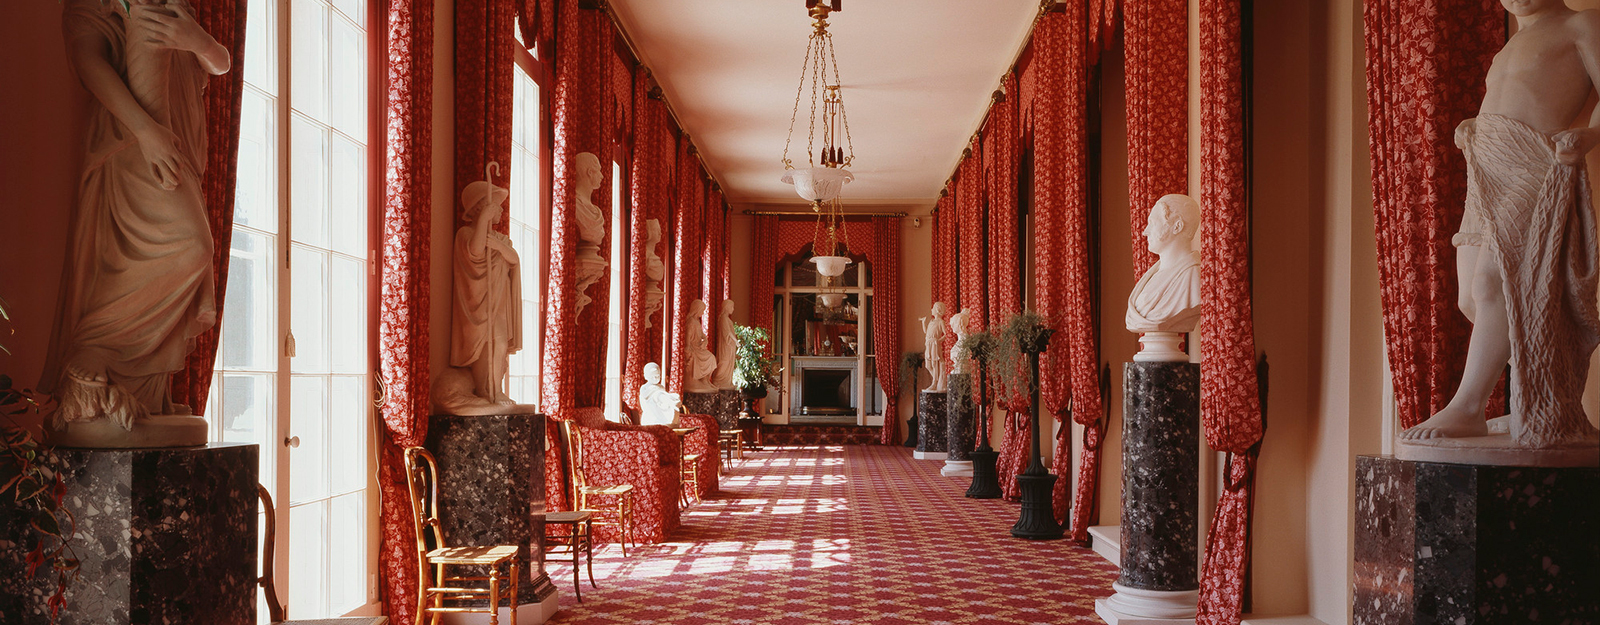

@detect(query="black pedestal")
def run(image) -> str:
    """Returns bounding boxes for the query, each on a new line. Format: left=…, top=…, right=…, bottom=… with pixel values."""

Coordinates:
left=946, top=374, right=976, bottom=461
left=966, top=448, right=1002, bottom=499
left=0, top=443, right=258, bottom=624
left=903, top=415, right=919, bottom=448
left=1354, top=455, right=1599, bottom=624
left=684, top=390, right=746, bottom=429
left=1117, top=361, right=1201, bottom=591
left=916, top=392, right=949, bottom=456
left=426, top=413, right=559, bottom=607
left=1011, top=467, right=1063, bottom=539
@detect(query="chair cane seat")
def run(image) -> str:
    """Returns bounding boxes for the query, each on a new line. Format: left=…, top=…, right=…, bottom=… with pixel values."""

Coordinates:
left=424, top=545, right=520, bottom=565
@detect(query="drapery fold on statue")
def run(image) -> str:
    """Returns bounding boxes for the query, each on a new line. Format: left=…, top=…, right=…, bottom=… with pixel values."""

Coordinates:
left=1460, top=114, right=1600, bottom=447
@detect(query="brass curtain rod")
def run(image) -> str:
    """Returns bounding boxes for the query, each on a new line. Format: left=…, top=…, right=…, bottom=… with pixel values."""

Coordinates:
left=940, top=0, right=1058, bottom=188
left=742, top=210, right=907, bottom=218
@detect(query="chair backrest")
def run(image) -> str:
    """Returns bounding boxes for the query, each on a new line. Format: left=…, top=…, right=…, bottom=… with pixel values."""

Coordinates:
left=403, top=447, right=447, bottom=557
left=257, top=485, right=287, bottom=624
left=560, top=420, right=589, bottom=494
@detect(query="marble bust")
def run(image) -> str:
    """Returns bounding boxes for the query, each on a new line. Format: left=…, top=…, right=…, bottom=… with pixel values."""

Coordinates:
left=712, top=300, right=740, bottom=390
left=440, top=163, right=522, bottom=411
left=1399, top=0, right=1600, bottom=462
left=948, top=308, right=974, bottom=376
left=40, top=0, right=233, bottom=447
left=1126, top=194, right=1202, bottom=362
left=572, top=151, right=608, bottom=316
left=920, top=302, right=949, bottom=393
left=685, top=299, right=720, bottom=393
left=643, top=219, right=666, bottom=327
left=639, top=363, right=681, bottom=427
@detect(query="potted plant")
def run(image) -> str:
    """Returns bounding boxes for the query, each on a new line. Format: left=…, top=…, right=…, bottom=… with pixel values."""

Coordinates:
left=731, top=324, right=779, bottom=399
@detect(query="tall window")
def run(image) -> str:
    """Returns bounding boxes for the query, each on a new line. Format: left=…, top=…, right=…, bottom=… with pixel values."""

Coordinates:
left=209, top=0, right=375, bottom=619
left=603, top=160, right=627, bottom=419
left=506, top=58, right=545, bottom=405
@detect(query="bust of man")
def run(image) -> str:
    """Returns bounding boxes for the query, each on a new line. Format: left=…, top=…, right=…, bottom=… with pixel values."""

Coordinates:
left=1126, top=194, right=1202, bottom=334
left=639, top=362, right=681, bottom=427
left=574, top=152, right=605, bottom=245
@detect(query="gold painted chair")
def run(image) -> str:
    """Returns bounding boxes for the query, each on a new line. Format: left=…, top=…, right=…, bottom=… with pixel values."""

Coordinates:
left=256, top=485, right=389, bottom=625
left=403, top=447, right=521, bottom=625
left=680, top=451, right=703, bottom=506
left=562, top=420, right=637, bottom=557
left=543, top=510, right=596, bottom=602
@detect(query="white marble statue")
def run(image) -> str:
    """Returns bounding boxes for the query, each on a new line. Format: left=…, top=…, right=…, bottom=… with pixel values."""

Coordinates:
left=639, top=363, right=682, bottom=427
left=40, top=0, right=233, bottom=447
left=1126, top=194, right=1202, bottom=362
left=949, top=308, right=974, bottom=376
left=1401, top=1, right=1600, bottom=454
left=643, top=219, right=666, bottom=328
left=441, top=163, right=521, bottom=410
left=919, top=302, right=949, bottom=393
left=572, top=151, right=608, bottom=316
left=712, top=300, right=740, bottom=390
left=685, top=299, right=720, bottom=393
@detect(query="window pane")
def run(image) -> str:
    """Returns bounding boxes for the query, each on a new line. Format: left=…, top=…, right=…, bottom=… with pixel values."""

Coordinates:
left=328, top=493, right=367, bottom=613
left=221, top=229, right=276, bottom=371
left=329, top=375, right=366, bottom=494
left=290, top=246, right=329, bottom=374
left=329, top=256, right=365, bottom=374
left=288, top=501, right=329, bottom=618
left=220, top=371, right=276, bottom=496
left=289, top=375, right=330, bottom=504
left=291, top=117, right=329, bottom=249
left=328, top=135, right=366, bottom=259
left=243, top=0, right=277, bottom=94
left=290, top=2, right=328, bottom=123
left=330, top=0, right=365, bottom=29
left=329, top=16, right=366, bottom=138
left=235, top=90, right=277, bottom=230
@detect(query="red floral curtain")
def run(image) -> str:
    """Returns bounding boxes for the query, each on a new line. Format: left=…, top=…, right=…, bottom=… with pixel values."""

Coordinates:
left=169, top=0, right=249, bottom=415
left=666, top=139, right=706, bottom=393
left=749, top=216, right=781, bottom=341
left=454, top=0, right=517, bottom=233
left=1365, top=0, right=1504, bottom=429
left=702, top=188, right=727, bottom=355
left=957, top=150, right=988, bottom=327
left=1123, top=0, right=1187, bottom=276
left=624, top=76, right=673, bottom=411
left=871, top=217, right=903, bottom=445
left=376, top=0, right=434, bottom=621
left=987, top=84, right=1021, bottom=328
left=931, top=189, right=955, bottom=322
left=541, top=0, right=614, bottom=413
left=1194, top=2, right=1261, bottom=622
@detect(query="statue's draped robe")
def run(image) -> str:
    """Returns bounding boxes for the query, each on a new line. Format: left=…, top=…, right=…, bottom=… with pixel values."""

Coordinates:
left=43, top=0, right=215, bottom=427
left=1459, top=114, right=1600, bottom=447
left=687, top=320, right=718, bottom=383
left=450, top=228, right=522, bottom=388
left=1125, top=261, right=1201, bottom=333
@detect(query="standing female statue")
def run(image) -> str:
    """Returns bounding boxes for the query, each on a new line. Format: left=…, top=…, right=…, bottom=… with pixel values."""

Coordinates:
left=448, top=164, right=520, bottom=406
left=919, top=302, right=949, bottom=393
left=685, top=299, right=720, bottom=393
left=42, top=0, right=231, bottom=445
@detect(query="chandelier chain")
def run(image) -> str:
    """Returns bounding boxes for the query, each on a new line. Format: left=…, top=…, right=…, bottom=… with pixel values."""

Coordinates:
left=825, top=34, right=854, bottom=167
left=781, top=35, right=818, bottom=168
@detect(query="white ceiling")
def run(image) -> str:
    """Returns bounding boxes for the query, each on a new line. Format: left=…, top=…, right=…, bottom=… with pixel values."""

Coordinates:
left=609, top=0, right=1042, bottom=211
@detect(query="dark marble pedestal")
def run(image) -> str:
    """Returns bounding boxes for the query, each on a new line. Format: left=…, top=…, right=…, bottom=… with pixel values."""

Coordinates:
left=1098, top=361, right=1200, bottom=622
left=1354, top=455, right=1599, bottom=625
left=684, top=390, right=745, bottom=429
left=0, top=443, right=258, bottom=625
left=426, top=414, right=558, bottom=611
left=945, top=374, right=976, bottom=462
left=915, top=391, right=949, bottom=459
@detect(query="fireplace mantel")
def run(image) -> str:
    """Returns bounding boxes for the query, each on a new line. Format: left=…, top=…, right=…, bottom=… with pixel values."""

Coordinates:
left=789, top=356, right=860, bottom=424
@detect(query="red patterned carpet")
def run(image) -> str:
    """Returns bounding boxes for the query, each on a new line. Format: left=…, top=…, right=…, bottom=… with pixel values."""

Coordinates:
left=546, top=445, right=1117, bottom=624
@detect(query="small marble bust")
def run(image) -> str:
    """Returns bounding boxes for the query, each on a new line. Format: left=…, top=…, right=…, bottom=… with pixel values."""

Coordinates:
left=712, top=300, right=740, bottom=390
left=639, top=363, right=681, bottom=427
left=642, top=219, right=666, bottom=327
left=919, top=302, right=949, bottom=393
left=1126, top=194, right=1202, bottom=334
left=948, top=308, right=974, bottom=376
left=685, top=299, right=720, bottom=393
left=573, top=151, right=609, bottom=316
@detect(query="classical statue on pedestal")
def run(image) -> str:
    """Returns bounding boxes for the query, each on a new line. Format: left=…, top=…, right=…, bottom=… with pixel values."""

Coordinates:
left=572, top=151, right=608, bottom=316
left=639, top=362, right=681, bottom=427
left=685, top=299, right=720, bottom=393
left=920, top=302, right=949, bottom=393
left=1126, top=194, right=1202, bottom=362
left=643, top=219, right=665, bottom=328
left=435, top=163, right=522, bottom=414
left=1401, top=0, right=1600, bottom=456
left=40, top=0, right=232, bottom=447
left=948, top=308, right=974, bottom=376
left=712, top=300, right=739, bottom=390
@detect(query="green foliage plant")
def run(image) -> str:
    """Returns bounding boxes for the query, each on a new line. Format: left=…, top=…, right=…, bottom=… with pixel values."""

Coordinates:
left=897, top=352, right=924, bottom=393
left=731, top=324, right=780, bottom=393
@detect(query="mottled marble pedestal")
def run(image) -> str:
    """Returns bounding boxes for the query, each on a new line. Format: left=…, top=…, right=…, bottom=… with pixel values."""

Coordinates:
left=943, top=374, right=976, bottom=476
left=0, top=443, right=258, bottom=625
left=684, top=390, right=746, bottom=430
left=1097, top=362, right=1199, bottom=625
left=915, top=391, right=948, bottom=461
left=1354, top=455, right=1599, bottom=625
left=426, top=414, right=559, bottom=624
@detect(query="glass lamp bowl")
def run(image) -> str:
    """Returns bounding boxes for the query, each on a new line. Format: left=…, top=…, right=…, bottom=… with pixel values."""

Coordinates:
left=781, top=166, right=853, bottom=202
left=811, top=255, right=851, bottom=277
left=818, top=293, right=846, bottom=309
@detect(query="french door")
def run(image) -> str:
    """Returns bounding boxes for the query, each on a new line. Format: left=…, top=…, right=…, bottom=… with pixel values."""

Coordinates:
left=206, top=0, right=378, bottom=619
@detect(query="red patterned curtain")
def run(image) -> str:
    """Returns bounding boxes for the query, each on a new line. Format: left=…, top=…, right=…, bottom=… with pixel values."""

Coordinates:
left=1124, top=0, right=1187, bottom=275
left=624, top=75, right=673, bottom=411
left=1088, top=0, right=1121, bottom=64
left=1365, top=0, right=1503, bottom=429
left=956, top=150, right=988, bottom=326
left=376, top=0, right=434, bottom=621
left=702, top=188, right=727, bottom=355
left=871, top=217, right=903, bottom=445
left=987, top=83, right=1021, bottom=328
left=930, top=190, right=954, bottom=320
left=454, top=0, right=517, bottom=233
left=169, top=0, right=248, bottom=414
left=749, top=216, right=781, bottom=341
left=666, top=139, right=706, bottom=393
left=541, top=0, right=615, bottom=413
left=1194, top=2, right=1261, bottom=622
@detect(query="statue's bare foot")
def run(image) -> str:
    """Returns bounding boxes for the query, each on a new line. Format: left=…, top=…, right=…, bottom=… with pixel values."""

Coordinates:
left=1400, top=406, right=1491, bottom=440
left=65, top=363, right=110, bottom=386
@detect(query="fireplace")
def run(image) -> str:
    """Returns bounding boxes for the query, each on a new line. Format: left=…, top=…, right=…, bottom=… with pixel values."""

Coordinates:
left=789, top=356, right=858, bottom=423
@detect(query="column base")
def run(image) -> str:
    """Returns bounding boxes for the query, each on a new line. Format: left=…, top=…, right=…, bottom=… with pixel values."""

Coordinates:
left=913, top=450, right=947, bottom=461
left=1096, top=583, right=1197, bottom=622
left=940, top=460, right=973, bottom=476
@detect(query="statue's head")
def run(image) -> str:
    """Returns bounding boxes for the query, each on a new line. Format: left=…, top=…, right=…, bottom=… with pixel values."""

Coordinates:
left=1500, top=0, right=1565, bottom=17
left=1143, top=194, right=1200, bottom=257
left=644, top=362, right=662, bottom=384
left=931, top=301, right=946, bottom=316
left=575, top=152, right=603, bottom=191
left=461, top=179, right=510, bottom=225
left=690, top=299, right=706, bottom=317
left=722, top=299, right=735, bottom=314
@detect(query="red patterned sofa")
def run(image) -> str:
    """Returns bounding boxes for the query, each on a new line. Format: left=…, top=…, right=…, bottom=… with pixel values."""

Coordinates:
left=679, top=413, right=721, bottom=500
left=547, top=408, right=681, bottom=544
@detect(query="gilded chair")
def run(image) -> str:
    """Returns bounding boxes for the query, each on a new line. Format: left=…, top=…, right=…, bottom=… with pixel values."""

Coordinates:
left=556, top=408, right=683, bottom=545
left=562, top=418, right=637, bottom=556
left=256, top=485, right=388, bottom=625
left=678, top=413, right=721, bottom=498
left=403, top=447, right=521, bottom=625
left=542, top=510, right=595, bottom=602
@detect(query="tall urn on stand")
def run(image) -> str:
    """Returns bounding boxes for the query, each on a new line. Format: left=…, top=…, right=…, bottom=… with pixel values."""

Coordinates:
left=1011, top=322, right=1063, bottom=540
left=965, top=333, right=1001, bottom=499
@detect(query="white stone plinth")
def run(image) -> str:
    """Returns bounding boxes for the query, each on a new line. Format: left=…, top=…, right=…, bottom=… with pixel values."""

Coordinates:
left=940, top=460, right=973, bottom=477
left=1096, top=583, right=1197, bottom=623
left=1395, top=432, right=1598, bottom=468
left=913, top=450, right=947, bottom=461
left=1133, top=332, right=1187, bottom=362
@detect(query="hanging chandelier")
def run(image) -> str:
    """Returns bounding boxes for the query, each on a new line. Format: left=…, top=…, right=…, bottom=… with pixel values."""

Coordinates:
left=781, top=0, right=855, bottom=278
